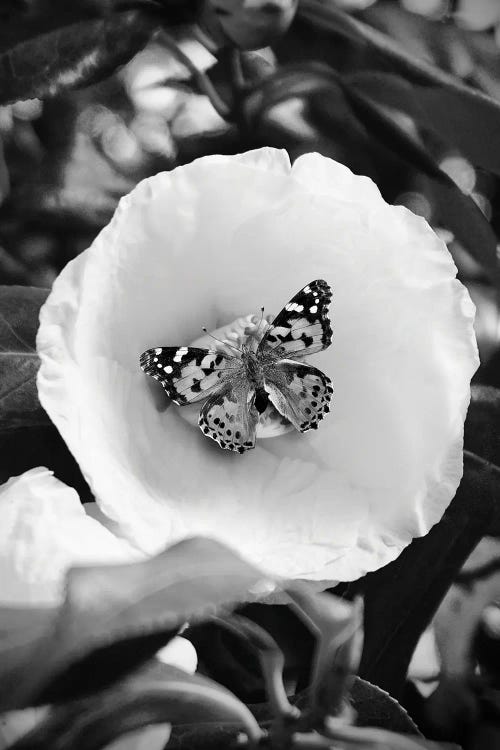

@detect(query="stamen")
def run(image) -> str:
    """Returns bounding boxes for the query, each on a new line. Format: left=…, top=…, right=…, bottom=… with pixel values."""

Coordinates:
left=175, top=313, right=295, bottom=439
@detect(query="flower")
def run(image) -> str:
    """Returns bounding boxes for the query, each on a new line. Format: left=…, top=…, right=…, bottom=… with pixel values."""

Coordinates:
left=37, top=148, right=478, bottom=581
left=0, top=468, right=138, bottom=606
left=0, top=468, right=197, bottom=671
left=0, top=467, right=197, bottom=749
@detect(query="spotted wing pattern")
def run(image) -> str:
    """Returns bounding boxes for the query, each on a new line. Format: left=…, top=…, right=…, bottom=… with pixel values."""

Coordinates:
left=140, top=346, right=241, bottom=405
left=259, top=279, right=332, bottom=359
left=263, top=360, right=333, bottom=433
left=199, top=380, right=259, bottom=453
left=140, top=280, right=333, bottom=452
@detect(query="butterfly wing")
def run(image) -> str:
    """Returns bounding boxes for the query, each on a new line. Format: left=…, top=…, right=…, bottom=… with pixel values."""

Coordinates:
left=199, top=380, right=259, bottom=453
left=140, top=346, right=241, bottom=405
left=263, top=360, right=333, bottom=433
left=259, top=279, right=332, bottom=359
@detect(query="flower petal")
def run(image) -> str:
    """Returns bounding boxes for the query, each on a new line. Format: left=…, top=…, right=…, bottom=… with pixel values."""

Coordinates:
left=37, top=148, right=478, bottom=580
left=0, top=468, right=198, bottom=685
left=0, top=468, right=140, bottom=606
left=157, top=637, right=198, bottom=674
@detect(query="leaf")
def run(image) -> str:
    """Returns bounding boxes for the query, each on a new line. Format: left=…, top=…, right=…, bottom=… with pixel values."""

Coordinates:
left=9, top=662, right=262, bottom=750
left=465, top=384, right=500, bottom=466
left=296, top=0, right=500, bottom=128
left=336, top=78, right=500, bottom=283
left=351, top=452, right=500, bottom=701
left=0, top=8, right=157, bottom=105
left=350, top=678, right=420, bottom=735
left=0, top=537, right=274, bottom=710
left=0, top=286, right=50, bottom=430
left=344, top=70, right=500, bottom=178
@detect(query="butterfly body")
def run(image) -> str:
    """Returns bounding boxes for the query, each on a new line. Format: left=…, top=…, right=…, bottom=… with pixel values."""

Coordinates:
left=140, top=279, right=333, bottom=453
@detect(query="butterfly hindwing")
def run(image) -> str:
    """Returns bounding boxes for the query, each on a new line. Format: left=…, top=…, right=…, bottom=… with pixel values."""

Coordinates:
left=140, top=346, right=240, bottom=405
left=259, top=279, right=332, bottom=359
left=199, top=380, right=259, bottom=453
left=263, top=360, right=333, bottom=433
left=140, top=279, right=333, bottom=452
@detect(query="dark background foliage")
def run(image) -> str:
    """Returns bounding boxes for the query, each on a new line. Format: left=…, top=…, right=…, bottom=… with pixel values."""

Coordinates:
left=2, top=1, right=500, bottom=749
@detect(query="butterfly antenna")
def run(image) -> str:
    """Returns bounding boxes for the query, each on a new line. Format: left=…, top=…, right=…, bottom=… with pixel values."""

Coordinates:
left=201, top=327, right=241, bottom=354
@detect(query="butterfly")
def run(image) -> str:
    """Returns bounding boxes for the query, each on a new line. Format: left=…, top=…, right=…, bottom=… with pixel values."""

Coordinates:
left=140, top=279, right=333, bottom=453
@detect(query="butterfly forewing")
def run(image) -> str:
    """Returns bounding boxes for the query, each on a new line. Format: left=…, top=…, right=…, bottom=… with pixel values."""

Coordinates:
left=199, top=380, right=259, bottom=453
left=140, top=346, right=241, bottom=405
left=259, top=279, right=332, bottom=359
left=263, top=360, right=333, bottom=432
left=140, top=279, right=333, bottom=452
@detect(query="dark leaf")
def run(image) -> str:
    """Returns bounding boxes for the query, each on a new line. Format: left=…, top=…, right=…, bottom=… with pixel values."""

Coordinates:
left=10, top=661, right=262, bottom=750
left=0, top=9, right=157, bottom=105
left=0, top=285, right=50, bottom=430
left=0, top=537, right=272, bottom=710
left=351, top=454, right=500, bottom=701
left=465, top=385, right=500, bottom=466
left=296, top=0, right=500, bottom=125
left=350, top=677, right=420, bottom=735
left=344, top=70, right=500, bottom=179
left=337, top=79, right=499, bottom=284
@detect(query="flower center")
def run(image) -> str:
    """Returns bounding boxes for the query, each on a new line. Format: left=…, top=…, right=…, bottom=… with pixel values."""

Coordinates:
left=178, top=313, right=294, bottom=438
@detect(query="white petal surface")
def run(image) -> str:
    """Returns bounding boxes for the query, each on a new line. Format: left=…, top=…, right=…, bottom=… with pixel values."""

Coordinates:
left=37, top=148, right=478, bottom=580
left=0, top=468, right=140, bottom=606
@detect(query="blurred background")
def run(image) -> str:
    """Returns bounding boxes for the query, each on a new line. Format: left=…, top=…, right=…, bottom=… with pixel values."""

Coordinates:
left=2, top=0, right=500, bottom=386
left=2, top=2, right=500, bottom=746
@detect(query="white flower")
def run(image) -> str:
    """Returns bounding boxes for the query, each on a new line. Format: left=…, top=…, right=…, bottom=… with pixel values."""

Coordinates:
left=0, top=468, right=138, bottom=606
left=0, top=468, right=197, bottom=749
left=37, top=148, right=478, bottom=581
